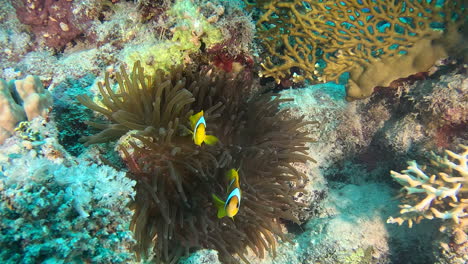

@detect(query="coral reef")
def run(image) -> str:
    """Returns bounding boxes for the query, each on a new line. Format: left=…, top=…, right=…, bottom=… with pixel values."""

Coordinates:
left=2, top=0, right=256, bottom=89
left=51, top=74, right=97, bottom=156
left=179, top=249, right=221, bottom=264
left=0, top=1, right=32, bottom=67
left=271, top=62, right=468, bottom=264
left=122, top=0, right=224, bottom=75
left=13, top=76, right=52, bottom=120
left=377, top=68, right=468, bottom=153
left=296, top=183, right=394, bottom=264
left=317, top=68, right=468, bottom=168
left=0, top=117, right=136, bottom=263
left=2, top=0, right=468, bottom=263
left=202, top=0, right=256, bottom=73
left=244, top=182, right=439, bottom=264
left=255, top=0, right=468, bottom=100
left=406, top=70, right=468, bottom=148
left=78, top=61, right=313, bottom=263
left=122, top=0, right=256, bottom=76
left=0, top=75, right=52, bottom=143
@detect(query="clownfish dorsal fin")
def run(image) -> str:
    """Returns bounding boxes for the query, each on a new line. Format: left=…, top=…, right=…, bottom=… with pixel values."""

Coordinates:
left=189, top=110, right=204, bottom=130
left=226, top=168, right=239, bottom=181
left=226, top=169, right=239, bottom=192
left=236, top=160, right=243, bottom=174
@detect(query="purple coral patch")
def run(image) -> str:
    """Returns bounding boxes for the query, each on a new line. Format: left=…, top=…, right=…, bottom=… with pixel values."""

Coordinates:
left=12, top=0, right=92, bottom=49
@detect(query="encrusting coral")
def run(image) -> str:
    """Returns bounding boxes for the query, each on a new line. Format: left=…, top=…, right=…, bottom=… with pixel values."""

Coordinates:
left=255, top=0, right=467, bottom=100
left=78, top=61, right=314, bottom=263
left=388, top=145, right=467, bottom=228
left=11, top=0, right=95, bottom=49
left=0, top=75, right=52, bottom=143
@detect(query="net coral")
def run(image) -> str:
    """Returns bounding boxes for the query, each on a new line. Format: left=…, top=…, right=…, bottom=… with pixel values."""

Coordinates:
left=78, top=62, right=314, bottom=263
left=256, top=0, right=468, bottom=100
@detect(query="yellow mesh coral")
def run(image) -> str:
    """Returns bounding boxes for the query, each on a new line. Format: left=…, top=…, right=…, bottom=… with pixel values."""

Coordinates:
left=257, top=0, right=468, bottom=100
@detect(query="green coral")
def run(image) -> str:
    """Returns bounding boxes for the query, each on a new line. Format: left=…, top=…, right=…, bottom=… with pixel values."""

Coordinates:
left=168, top=0, right=223, bottom=47
left=341, top=247, right=374, bottom=264
left=123, top=0, right=223, bottom=75
left=14, top=121, right=40, bottom=141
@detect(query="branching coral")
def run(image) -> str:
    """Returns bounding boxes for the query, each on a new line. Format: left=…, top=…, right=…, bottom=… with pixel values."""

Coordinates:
left=79, top=61, right=314, bottom=263
left=256, top=0, right=467, bottom=100
left=387, top=145, right=468, bottom=228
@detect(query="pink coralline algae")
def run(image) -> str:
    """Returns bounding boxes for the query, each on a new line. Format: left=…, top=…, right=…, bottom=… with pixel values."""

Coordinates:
left=12, top=0, right=93, bottom=49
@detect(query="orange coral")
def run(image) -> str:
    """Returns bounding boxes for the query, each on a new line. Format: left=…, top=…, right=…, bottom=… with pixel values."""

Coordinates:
left=257, top=0, right=468, bottom=100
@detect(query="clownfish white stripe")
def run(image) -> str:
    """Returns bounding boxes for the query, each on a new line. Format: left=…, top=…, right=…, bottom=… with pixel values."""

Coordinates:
left=225, top=188, right=241, bottom=210
left=194, top=116, right=206, bottom=132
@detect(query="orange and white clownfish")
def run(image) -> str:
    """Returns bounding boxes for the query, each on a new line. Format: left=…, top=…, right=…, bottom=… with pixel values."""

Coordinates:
left=189, top=110, right=219, bottom=146
left=212, top=168, right=241, bottom=219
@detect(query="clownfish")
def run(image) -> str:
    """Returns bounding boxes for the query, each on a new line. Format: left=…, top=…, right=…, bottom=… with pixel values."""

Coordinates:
left=212, top=168, right=242, bottom=219
left=189, top=110, right=219, bottom=146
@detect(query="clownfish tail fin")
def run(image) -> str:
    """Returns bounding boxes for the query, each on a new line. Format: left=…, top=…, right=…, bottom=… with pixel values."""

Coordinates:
left=204, top=135, right=219, bottom=145
left=212, top=194, right=226, bottom=218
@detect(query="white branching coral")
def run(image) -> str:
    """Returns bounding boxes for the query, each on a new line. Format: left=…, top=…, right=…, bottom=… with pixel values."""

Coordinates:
left=387, top=145, right=468, bottom=228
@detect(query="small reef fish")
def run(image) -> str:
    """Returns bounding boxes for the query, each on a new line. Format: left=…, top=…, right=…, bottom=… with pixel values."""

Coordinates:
left=189, top=110, right=219, bottom=146
left=212, top=168, right=242, bottom=219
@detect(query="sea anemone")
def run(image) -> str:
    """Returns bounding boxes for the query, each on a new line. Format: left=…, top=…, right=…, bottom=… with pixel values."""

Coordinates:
left=78, top=61, right=313, bottom=263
